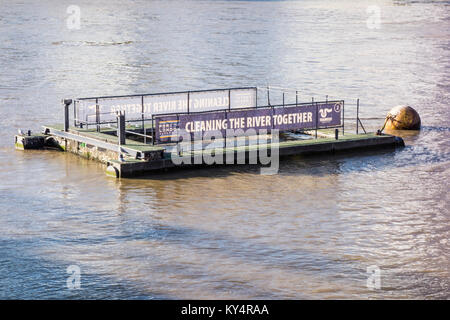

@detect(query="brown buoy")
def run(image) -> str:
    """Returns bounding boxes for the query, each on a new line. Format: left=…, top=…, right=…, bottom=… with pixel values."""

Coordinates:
left=384, top=105, right=421, bottom=130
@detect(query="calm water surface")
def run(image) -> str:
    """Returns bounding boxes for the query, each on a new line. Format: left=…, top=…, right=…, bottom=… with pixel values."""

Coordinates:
left=0, top=0, right=449, bottom=299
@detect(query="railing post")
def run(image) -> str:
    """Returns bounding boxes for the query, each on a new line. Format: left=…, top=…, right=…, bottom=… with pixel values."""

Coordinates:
left=356, top=98, right=359, bottom=134
left=152, top=115, right=155, bottom=145
left=315, top=102, right=318, bottom=139
left=95, top=98, right=100, bottom=132
left=224, top=110, right=227, bottom=149
left=73, top=100, right=77, bottom=127
left=141, top=95, right=145, bottom=130
left=117, top=111, right=126, bottom=145
left=342, top=100, right=345, bottom=135
left=187, top=92, right=190, bottom=113
left=296, top=91, right=298, bottom=106
left=63, top=99, right=72, bottom=132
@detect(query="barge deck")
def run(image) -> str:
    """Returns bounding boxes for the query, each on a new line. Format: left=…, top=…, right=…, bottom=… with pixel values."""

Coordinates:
left=15, top=124, right=404, bottom=178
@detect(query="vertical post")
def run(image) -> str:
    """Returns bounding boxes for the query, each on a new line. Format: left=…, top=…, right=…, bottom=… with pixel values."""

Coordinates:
left=95, top=98, right=100, bottom=132
left=143, top=97, right=147, bottom=144
left=228, top=89, right=231, bottom=111
left=64, top=103, right=69, bottom=132
left=342, top=100, right=345, bottom=135
left=335, top=128, right=339, bottom=140
left=224, top=110, right=227, bottom=149
left=176, top=114, right=180, bottom=145
left=152, top=115, right=155, bottom=145
left=73, top=100, right=77, bottom=127
left=296, top=91, right=298, bottom=106
left=282, top=92, right=285, bottom=107
left=356, top=98, right=359, bottom=135
left=117, top=111, right=126, bottom=145
left=63, top=99, right=72, bottom=132
left=141, top=95, right=145, bottom=131
left=267, top=86, right=270, bottom=106
left=326, top=95, right=328, bottom=103
left=271, top=106, right=275, bottom=129
left=187, top=92, right=190, bottom=113
left=190, top=130, right=194, bottom=161
left=315, top=102, right=318, bottom=139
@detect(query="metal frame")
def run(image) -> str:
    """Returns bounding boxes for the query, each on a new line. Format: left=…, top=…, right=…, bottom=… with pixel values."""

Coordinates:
left=73, top=86, right=258, bottom=130
left=63, top=87, right=371, bottom=148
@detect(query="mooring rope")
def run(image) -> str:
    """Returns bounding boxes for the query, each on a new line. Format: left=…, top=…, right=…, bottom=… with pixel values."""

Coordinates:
left=378, top=114, right=403, bottom=134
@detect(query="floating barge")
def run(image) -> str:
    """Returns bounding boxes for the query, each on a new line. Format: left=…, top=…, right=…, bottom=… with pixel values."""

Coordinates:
left=15, top=87, right=404, bottom=178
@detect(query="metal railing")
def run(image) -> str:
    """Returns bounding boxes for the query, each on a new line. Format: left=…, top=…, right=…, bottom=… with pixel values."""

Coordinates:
left=62, top=88, right=368, bottom=148
left=72, top=86, right=258, bottom=129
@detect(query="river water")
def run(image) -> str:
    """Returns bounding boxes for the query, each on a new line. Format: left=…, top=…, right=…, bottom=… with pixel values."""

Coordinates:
left=0, top=0, right=448, bottom=299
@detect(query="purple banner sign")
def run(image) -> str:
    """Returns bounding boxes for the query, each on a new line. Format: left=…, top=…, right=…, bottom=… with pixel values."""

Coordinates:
left=154, top=102, right=342, bottom=144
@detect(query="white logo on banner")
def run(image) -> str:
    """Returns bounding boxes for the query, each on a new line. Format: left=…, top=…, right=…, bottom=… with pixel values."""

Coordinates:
left=319, top=108, right=333, bottom=123
left=319, top=108, right=332, bottom=118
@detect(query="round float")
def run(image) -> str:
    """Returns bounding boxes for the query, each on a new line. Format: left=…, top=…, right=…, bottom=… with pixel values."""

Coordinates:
left=384, top=105, right=421, bottom=130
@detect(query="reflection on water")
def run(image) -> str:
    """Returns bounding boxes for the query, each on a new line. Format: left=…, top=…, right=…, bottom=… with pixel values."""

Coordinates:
left=0, top=0, right=449, bottom=299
